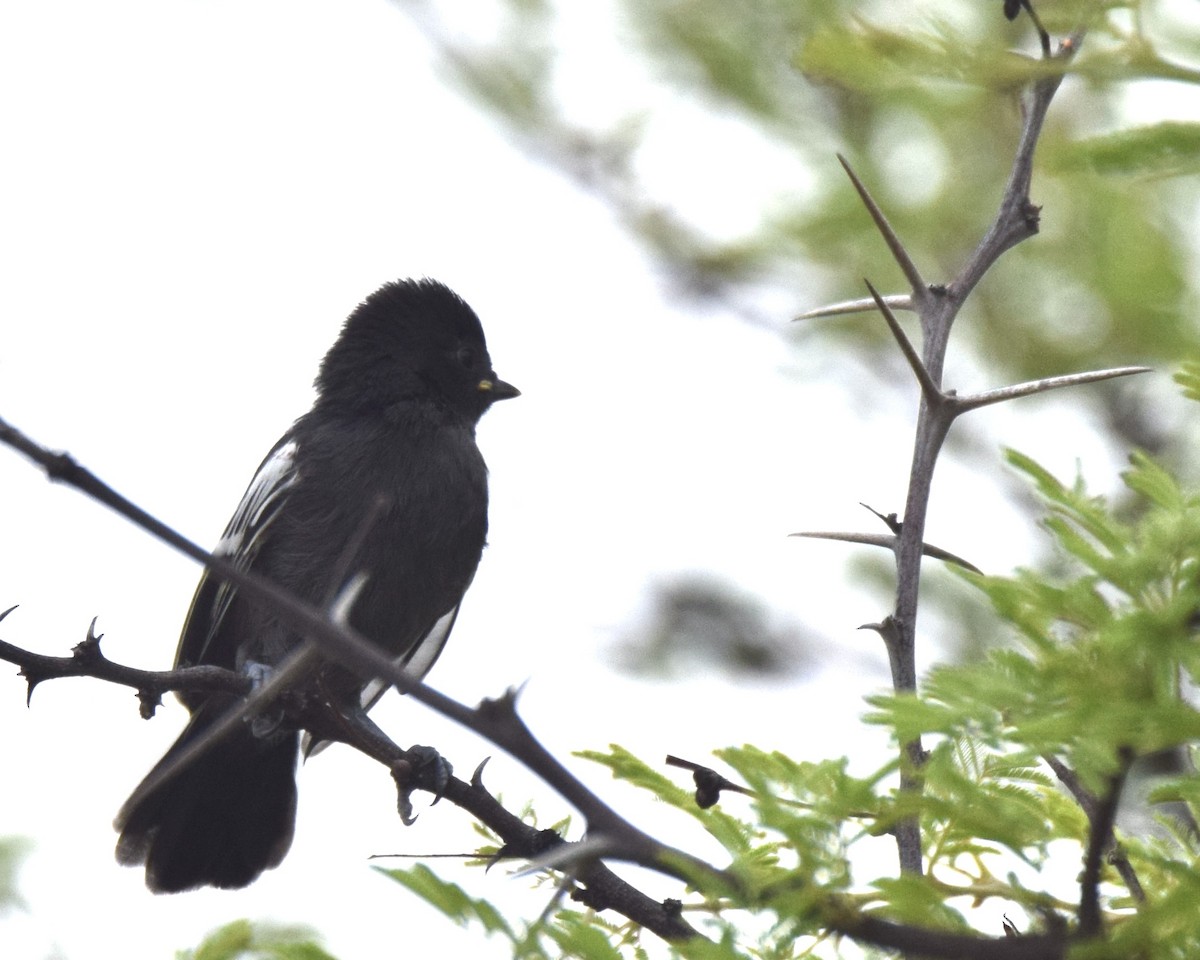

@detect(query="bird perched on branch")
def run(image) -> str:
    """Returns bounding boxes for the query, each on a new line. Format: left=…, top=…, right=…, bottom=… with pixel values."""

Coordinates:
left=115, top=278, right=518, bottom=893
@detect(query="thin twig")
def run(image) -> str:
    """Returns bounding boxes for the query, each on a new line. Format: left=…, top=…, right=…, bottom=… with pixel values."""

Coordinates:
left=1078, top=748, right=1132, bottom=937
left=790, top=531, right=981, bottom=574
left=0, top=610, right=249, bottom=708
left=953, top=367, right=1152, bottom=413
left=950, top=30, right=1084, bottom=302
left=795, top=293, right=914, bottom=321
left=665, top=755, right=877, bottom=819
left=1044, top=753, right=1145, bottom=907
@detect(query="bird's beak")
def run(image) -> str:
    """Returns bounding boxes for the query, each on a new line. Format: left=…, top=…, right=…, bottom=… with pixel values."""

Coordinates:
left=477, top=378, right=520, bottom=401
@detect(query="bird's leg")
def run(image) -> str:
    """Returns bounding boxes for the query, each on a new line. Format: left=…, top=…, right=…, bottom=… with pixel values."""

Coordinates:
left=330, top=705, right=452, bottom=824
left=241, top=660, right=287, bottom=737
left=300, top=689, right=453, bottom=825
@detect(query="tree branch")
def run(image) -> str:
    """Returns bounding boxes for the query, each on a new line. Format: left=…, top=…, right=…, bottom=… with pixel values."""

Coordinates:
left=804, top=27, right=1089, bottom=881
left=952, top=367, right=1151, bottom=413
left=0, top=413, right=721, bottom=933
left=0, top=606, right=249, bottom=715
left=1078, top=748, right=1132, bottom=937
left=1044, top=752, right=1145, bottom=914
left=951, top=31, right=1084, bottom=304
left=0, top=602, right=701, bottom=941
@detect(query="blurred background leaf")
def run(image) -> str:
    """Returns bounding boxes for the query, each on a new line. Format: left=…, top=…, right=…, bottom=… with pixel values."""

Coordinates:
left=397, top=0, right=1200, bottom=456
left=613, top=574, right=815, bottom=678
left=391, top=0, right=1200, bottom=667
left=0, top=838, right=29, bottom=916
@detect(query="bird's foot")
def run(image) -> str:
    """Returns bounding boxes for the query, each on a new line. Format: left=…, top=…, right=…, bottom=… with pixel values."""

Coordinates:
left=241, top=660, right=286, bottom=737
left=392, top=745, right=453, bottom=825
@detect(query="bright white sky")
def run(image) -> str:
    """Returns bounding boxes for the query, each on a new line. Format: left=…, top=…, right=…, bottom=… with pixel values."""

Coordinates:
left=0, top=1, right=1156, bottom=958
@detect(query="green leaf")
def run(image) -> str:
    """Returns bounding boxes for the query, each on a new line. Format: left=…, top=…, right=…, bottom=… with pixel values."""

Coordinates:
left=1005, top=449, right=1129, bottom=557
left=543, top=913, right=626, bottom=960
left=1174, top=361, right=1200, bottom=403
left=0, top=837, right=30, bottom=915
left=871, top=875, right=970, bottom=929
left=179, top=921, right=336, bottom=960
left=1122, top=451, right=1185, bottom=512
left=798, top=18, right=1063, bottom=94
left=379, top=864, right=515, bottom=939
left=1048, top=122, right=1200, bottom=179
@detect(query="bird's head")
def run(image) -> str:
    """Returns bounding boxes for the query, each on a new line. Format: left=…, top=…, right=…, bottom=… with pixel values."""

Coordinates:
left=315, top=278, right=519, bottom=422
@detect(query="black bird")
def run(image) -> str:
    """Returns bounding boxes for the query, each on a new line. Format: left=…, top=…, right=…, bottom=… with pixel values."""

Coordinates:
left=115, top=278, right=518, bottom=892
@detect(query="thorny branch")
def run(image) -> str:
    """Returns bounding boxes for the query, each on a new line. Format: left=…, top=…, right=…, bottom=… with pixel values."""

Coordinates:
left=1044, top=753, right=1146, bottom=909
left=793, top=22, right=1156, bottom=911
left=0, top=605, right=697, bottom=942
left=1077, top=748, right=1134, bottom=938
left=0, top=413, right=707, bottom=943
left=0, top=607, right=249, bottom=715
left=887, top=31, right=1087, bottom=878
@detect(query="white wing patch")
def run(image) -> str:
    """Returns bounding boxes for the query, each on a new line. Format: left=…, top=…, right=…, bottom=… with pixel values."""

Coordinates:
left=303, top=601, right=464, bottom=759
left=215, top=440, right=299, bottom=558
left=205, top=439, right=300, bottom=649
left=356, top=601, right=462, bottom=713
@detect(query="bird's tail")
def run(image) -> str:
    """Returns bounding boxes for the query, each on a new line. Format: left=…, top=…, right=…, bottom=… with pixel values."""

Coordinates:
left=114, top=696, right=299, bottom=893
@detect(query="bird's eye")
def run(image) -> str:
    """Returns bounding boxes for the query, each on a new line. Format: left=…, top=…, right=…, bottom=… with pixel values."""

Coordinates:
left=456, top=346, right=478, bottom=369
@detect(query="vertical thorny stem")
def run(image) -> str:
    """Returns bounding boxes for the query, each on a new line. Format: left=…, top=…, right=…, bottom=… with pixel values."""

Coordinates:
left=886, top=285, right=960, bottom=872
left=842, top=35, right=1083, bottom=875
left=890, top=403, right=951, bottom=873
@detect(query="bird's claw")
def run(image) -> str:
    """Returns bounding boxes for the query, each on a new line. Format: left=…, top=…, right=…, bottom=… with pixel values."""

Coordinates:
left=391, top=745, right=453, bottom=825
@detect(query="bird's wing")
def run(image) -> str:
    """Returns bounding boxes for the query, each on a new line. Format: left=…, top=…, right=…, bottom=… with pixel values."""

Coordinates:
left=175, top=437, right=300, bottom=671
left=358, top=598, right=463, bottom=712
left=301, top=597, right=464, bottom=759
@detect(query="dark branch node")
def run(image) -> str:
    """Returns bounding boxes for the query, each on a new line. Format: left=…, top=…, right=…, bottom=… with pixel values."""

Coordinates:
left=665, top=754, right=752, bottom=809
left=43, top=450, right=83, bottom=484
left=1023, top=201, right=1043, bottom=231
left=861, top=502, right=903, bottom=536
left=497, top=827, right=564, bottom=866
left=135, top=688, right=163, bottom=720
left=72, top=620, right=105, bottom=665
left=477, top=687, right=522, bottom=724
left=692, top=767, right=728, bottom=809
